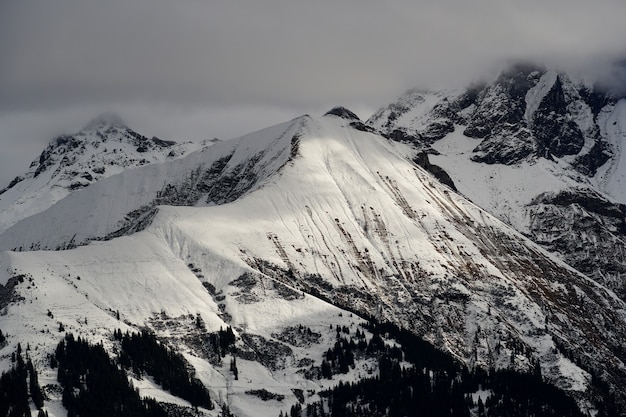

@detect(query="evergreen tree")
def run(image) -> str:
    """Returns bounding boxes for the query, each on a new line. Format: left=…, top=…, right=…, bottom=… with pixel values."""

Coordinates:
left=0, top=346, right=30, bottom=417
left=230, top=356, right=239, bottom=380
left=55, top=333, right=169, bottom=417
left=27, top=358, right=45, bottom=408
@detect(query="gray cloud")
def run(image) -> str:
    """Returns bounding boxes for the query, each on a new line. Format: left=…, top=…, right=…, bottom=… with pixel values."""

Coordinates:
left=1, top=0, right=625, bottom=185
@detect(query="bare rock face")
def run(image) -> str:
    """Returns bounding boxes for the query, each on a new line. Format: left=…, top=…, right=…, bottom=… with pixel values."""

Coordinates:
left=463, top=64, right=540, bottom=141
left=370, top=64, right=613, bottom=174
left=526, top=188, right=626, bottom=299
left=324, top=106, right=361, bottom=121
left=530, top=76, right=585, bottom=158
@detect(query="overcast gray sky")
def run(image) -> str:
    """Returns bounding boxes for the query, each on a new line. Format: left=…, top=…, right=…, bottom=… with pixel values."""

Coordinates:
left=1, top=0, right=625, bottom=186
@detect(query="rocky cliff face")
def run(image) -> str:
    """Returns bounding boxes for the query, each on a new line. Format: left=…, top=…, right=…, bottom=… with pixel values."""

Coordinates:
left=526, top=188, right=626, bottom=299
left=370, top=65, right=613, bottom=171
left=368, top=64, right=626, bottom=303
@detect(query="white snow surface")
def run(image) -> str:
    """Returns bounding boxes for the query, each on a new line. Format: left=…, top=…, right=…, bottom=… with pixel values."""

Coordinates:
left=594, top=99, right=626, bottom=203
left=1, top=114, right=625, bottom=415
left=430, top=128, right=584, bottom=232
left=524, top=71, right=558, bottom=124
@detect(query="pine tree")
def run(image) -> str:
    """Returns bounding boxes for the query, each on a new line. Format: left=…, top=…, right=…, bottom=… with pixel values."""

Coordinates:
left=230, top=356, right=239, bottom=380
left=477, top=397, right=485, bottom=417
left=321, top=360, right=332, bottom=379
left=27, top=358, right=45, bottom=408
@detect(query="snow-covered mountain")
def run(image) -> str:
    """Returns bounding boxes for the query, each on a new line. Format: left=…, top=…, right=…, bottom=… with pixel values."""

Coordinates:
left=0, top=117, right=303, bottom=251
left=0, top=113, right=208, bottom=235
left=1, top=110, right=626, bottom=416
left=369, top=63, right=626, bottom=300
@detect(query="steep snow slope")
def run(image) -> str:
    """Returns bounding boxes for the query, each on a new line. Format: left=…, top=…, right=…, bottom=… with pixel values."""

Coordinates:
left=2, top=113, right=626, bottom=414
left=0, top=114, right=206, bottom=235
left=152, top=116, right=626, bottom=406
left=595, top=99, right=626, bottom=201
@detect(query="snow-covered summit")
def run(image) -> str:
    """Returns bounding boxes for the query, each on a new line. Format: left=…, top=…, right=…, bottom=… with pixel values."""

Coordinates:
left=0, top=116, right=207, bottom=235
left=0, top=115, right=308, bottom=250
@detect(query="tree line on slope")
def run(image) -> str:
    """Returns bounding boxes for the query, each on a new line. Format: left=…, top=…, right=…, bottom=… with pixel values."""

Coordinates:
left=114, top=329, right=213, bottom=409
left=54, top=333, right=169, bottom=417
left=50, top=330, right=218, bottom=416
left=0, top=323, right=235, bottom=417
left=281, top=320, right=607, bottom=417
left=0, top=343, right=46, bottom=417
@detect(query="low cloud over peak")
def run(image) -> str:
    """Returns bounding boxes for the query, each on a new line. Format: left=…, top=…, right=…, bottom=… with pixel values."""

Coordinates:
left=1, top=0, right=625, bottom=185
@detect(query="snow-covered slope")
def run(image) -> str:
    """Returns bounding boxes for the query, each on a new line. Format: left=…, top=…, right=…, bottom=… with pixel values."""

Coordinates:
left=368, top=64, right=626, bottom=300
left=2, top=112, right=626, bottom=414
left=595, top=99, right=626, bottom=201
left=0, top=113, right=207, bottom=235
left=0, top=234, right=377, bottom=417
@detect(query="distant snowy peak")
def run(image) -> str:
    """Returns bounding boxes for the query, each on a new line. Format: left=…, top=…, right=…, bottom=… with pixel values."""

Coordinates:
left=29, top=117, right=186, bottom=182
left=0, top=116, right=310, bottom=250
left=368, top=89, right=460, bottom=145
left=369, top=64, right=613, bottom=176
left=0, top=115, right=206, bottom=234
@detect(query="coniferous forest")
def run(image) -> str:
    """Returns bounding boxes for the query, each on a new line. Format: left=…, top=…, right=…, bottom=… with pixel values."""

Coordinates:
left=1, top=319, right=620, bottom=417
left=283, top=320, right=608, bottom=417
left=115, top=329, right=213, bottom=409
left=0, top=344, right=41, bottom=417
left=54, top=333, right=168, bottom=417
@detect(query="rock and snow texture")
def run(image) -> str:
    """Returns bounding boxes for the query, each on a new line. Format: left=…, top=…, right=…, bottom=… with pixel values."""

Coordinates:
left=0, top=114, right=207, bottom=235
left=2, top=113, right=626, bottom=414
left=368, top=64, right=626, bottom=300
left=0, top=239, right=380, bottom=417
left=0, top=117, right=303, bottom=251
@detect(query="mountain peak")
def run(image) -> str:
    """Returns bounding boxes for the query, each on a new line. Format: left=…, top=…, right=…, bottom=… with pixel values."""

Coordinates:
left=324, top=106, right=361, bottom=121
left=0, top=115, right=207, bottom=234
